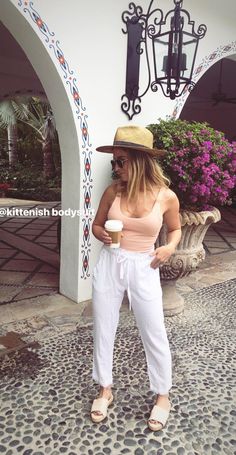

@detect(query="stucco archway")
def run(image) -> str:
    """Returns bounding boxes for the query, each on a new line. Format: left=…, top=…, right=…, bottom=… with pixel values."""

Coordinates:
left=0, top=0, right=92, bottom=303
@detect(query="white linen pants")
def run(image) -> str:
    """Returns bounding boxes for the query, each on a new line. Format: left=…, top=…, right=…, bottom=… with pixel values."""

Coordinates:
left=92, top=246, right=172, bottom=394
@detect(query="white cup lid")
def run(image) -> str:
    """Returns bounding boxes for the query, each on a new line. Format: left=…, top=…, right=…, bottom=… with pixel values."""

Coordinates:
left=104, top=219, right=123, bottom=231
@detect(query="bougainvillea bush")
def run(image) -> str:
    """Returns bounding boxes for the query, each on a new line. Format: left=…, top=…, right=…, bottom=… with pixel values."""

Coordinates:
left=147, top=119, right=236, bottom=211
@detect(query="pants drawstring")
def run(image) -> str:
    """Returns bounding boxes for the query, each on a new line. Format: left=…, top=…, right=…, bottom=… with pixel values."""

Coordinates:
left=117, top=252, right=132, bottom=311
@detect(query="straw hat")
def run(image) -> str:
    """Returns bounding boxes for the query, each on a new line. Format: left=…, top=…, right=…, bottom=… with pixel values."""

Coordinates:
left=96, top=125, right=166, bottom=157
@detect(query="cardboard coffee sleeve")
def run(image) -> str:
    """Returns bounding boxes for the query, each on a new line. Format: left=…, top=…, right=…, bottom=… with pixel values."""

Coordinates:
left=104, top=220, right=123, bottom=248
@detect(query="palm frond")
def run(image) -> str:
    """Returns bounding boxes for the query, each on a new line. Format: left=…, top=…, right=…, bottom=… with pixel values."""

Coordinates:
left=0, top=101, right=17, bottom=127
left=12, top=100, right=30, bottom=121
left=0, top=97, right=57, bottom=142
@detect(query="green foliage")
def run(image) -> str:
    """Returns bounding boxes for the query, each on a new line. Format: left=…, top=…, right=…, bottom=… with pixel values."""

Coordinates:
left=0, top=131, right=8, bottom=159
left=148, top=119, right=226, bottom=150
left=17, top=122, right=43, bottom=163
left=0, top=96, right=61, bottom=200
left=0, top=159, right=61, bottom=201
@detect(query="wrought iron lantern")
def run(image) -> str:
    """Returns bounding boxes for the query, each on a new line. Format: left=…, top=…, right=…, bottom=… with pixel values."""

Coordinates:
left=121, top=0, right=207, bottom=119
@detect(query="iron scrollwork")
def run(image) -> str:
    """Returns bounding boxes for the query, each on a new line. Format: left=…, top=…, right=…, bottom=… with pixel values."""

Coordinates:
left=121, top=3, right=146, bottom=120
left=121, top=0, right=207, bottom=119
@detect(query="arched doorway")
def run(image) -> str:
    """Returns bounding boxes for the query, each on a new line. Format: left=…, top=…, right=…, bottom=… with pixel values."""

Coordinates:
left=179, top=56, right=236, bottom=141
left=0, top=0, right=92, bottom=303
left=172, top=41, right=236, bottom=136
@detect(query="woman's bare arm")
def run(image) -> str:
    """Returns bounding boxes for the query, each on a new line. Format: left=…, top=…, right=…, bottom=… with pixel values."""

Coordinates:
left=150, top=189, right=181, bottom=268
left=92, top=184, right=117, bottom=245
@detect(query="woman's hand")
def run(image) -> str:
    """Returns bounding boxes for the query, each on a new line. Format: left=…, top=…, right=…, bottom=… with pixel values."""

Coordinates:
left=93, top=226, right=112, bottom=245
left=149, top=244, right=175, bottom=269
left=101, top=229, right=113, bottom=245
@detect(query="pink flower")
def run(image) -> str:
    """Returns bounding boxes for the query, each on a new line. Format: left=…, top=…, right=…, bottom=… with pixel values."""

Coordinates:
left=148, top=119, right=236, bottom=210
left=203, top=141, right=212, bottom=151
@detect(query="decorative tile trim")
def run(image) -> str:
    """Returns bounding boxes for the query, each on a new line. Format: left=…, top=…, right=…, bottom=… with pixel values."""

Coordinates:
left=14, top=0, right=93, bottom=279
left=172, top=41, right=236, bottom=119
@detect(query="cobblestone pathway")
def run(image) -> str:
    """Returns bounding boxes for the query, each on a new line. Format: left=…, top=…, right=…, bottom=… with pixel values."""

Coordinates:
left=0, top=279, right=236, bottom=455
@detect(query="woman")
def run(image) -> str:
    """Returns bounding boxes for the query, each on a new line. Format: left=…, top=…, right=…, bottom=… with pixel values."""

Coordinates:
left=91, top=125, right=181, bottom=431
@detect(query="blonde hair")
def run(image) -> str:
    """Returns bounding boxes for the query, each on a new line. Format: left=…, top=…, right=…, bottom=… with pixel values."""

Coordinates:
left=117, top=149, right=170, bottom=203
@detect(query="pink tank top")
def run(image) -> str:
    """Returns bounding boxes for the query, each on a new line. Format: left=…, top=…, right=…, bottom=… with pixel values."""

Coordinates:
left=107, top=194, right=163, bottom=252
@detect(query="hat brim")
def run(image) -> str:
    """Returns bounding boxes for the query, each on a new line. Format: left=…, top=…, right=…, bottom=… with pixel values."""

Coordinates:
left=96, top=144, right=166, bottom=157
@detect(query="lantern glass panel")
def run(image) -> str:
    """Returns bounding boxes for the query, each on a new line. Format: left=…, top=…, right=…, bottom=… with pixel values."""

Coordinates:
left=152, top=33, right=170, bottom=81
left=153, top=31, right=198, bottom=84
left=181, top=31, right=198, bottom=80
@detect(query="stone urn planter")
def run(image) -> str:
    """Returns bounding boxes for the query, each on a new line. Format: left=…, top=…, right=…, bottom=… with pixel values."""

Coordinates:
left=158, top=207, right=221, bottom=316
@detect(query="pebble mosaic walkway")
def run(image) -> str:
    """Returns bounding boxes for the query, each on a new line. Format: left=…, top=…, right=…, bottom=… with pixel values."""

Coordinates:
left=0, top=279, right=235, bottom=455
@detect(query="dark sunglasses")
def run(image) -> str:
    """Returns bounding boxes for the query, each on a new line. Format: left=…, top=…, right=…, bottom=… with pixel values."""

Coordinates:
left=110, top=158, right=128, bottom=169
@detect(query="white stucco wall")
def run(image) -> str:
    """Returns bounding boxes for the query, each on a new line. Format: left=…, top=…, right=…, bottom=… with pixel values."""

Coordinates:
left=1, top=0, right=236, bottom=303
left=34, top=0, right=236, bottom=209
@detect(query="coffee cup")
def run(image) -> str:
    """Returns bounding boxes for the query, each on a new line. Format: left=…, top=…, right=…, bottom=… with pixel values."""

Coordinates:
left=104, top=219, right=123, bottom=248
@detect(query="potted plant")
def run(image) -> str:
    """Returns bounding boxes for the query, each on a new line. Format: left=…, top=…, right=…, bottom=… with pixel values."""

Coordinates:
left=147, top=119, right=236, bottom=314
